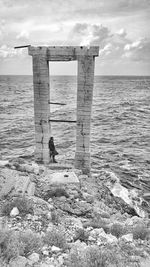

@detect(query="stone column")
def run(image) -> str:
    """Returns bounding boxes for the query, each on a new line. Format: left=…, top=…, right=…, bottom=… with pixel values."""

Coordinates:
left=75, top=55, right=95, bottom=174
left=32, top=54, right=50, bottom=164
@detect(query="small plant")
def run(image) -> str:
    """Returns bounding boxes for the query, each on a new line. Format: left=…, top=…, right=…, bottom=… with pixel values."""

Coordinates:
left=66, top=245, right=117, bottom=267
left=51, top=210, right=60, bottom=225
left=0, top=229, right=42, bottom=261
left=132, top=224, right=150, bottom=240
left=44, top=187, right=69, bottom=200
left=110, top=223, right=126, bottom=238
left=19, top=230, right=42, bottom=256
left=0, top=230, right=23, bottom=261
left=43, top=227, right=68, bottom=249
left=1, top=196, right=34, bottom=216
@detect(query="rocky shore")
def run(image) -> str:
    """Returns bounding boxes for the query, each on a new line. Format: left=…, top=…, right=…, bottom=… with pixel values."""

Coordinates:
left=0, top=158, right=150, bottom=267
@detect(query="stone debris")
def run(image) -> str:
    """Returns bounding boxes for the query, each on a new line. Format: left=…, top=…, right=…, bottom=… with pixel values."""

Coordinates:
left=0, top=167, right=36, bottom=199
left=105, top=172, right=146, bottom=218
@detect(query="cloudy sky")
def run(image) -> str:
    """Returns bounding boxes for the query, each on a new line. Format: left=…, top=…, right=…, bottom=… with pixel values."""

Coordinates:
left=0, top=0, right=150, bottom=75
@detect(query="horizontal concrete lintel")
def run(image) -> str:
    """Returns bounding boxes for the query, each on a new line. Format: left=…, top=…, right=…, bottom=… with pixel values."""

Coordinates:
left=28, top=46, right=99, bottom=58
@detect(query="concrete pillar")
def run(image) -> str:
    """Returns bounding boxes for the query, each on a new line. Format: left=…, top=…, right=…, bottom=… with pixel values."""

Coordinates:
left=75, top=55, right=95, bottom=174
left=32, top=54, right=50, bottom=164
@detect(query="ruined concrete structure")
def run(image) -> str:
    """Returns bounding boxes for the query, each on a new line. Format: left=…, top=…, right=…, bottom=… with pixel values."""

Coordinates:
left=28, top=46, right=99, bottom=173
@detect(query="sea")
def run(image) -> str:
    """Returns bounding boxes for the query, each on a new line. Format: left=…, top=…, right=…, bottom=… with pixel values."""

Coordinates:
left=0, top=75, right=150, bottom=192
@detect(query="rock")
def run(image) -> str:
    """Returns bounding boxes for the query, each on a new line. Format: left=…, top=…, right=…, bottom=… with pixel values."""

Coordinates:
left=93, top=207, right=110, bottom=219
left=42, top=250, right=49, bottom=256
left=9, top=256, right=27, bottom=267
left=55, top=199, right=92, bottom=216
left=0, top=169, right=17, bottom=199
left=57, top=255, right=64, bottom=265
left=82, top=192, right=94, bottom=203
left=59, top=196, right=67, bottom=202
left=26, top=214, right=33, bottom=220
left=0, top=160, right=9, bottom=167
left=28, top=252, right=40, bottom=264
left=51, top=245, right=61, bottom=253
left=47, top=222, right=54, bottom=232
left=106, top=179, right=146, bottom=218
left=31, top=162, right=40, bottom=175
left=10, top=207, right=19, bottom=217
left=69, top=190, right=79, bottom=199
left=89, top=228, right=118, bottom=244
left=32, top=215, right=39, bottom=221
left=25, top=182, right=35, bottom=196
left=42, top=245, right=49, bottom=256
left=46, top=211, right=52, bottom=220
left=140, top=257, right=150, bottom=267
left=27, top=196, right=53, bottom=215
left=121, top=233, right=133, bottom=242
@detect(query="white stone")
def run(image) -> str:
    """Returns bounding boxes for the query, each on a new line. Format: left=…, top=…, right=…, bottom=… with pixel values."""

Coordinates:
left=90, top=228, right=118, bottom=244
left=51, top=245, right=61, bottom=253
left=9, top=256, right=27, bottom=267
left=46, top=211, right=52, bottom=220
left=121, top=234, right=133, bottom=242
left=28, top=252, right=39, bottom=264
left=0, top=160, right=9, bottom=167
left=10, top=207, right=19, bottom=217
left=32, top=162, right=40, bottom=174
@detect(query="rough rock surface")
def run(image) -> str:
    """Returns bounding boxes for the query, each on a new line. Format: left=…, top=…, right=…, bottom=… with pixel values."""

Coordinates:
left=0, top=160, right=150, bottom=267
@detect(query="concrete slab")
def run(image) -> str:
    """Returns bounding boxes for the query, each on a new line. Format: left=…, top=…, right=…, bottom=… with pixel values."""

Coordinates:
left=48, top=171, right=79, bottom=185
left=47, top=163, right=73, bottom=170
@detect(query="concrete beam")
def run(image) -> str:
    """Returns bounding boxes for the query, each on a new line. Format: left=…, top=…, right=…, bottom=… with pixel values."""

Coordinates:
left=28, top=46, right=99, bottom=61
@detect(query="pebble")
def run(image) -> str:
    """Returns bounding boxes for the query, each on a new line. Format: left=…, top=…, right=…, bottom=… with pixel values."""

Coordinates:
left=51, top=245, right=61, bottom=253
left=10, top=207, right=19, bottom=217
left=46, top=212, right=52, bottom=220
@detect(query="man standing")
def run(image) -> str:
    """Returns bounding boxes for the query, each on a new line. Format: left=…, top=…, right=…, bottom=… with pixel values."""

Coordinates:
left=49, top=137, right=58, bottom=163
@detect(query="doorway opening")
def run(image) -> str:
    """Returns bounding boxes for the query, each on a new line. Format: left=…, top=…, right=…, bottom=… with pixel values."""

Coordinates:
left=49, top=61, right=77, bottom=165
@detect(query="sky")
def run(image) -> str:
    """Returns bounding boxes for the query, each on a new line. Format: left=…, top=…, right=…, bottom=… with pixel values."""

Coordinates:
left=0, top=0, right=150, bottom=75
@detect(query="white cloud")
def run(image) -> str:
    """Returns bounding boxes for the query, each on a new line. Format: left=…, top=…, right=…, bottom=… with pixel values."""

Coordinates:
left=16, top=30, right=29, bottom=40
left=0, top=44, right=26, bottom=58
left=68, top=23, right=111, bottom=47
left=123, top=38, right=150, bottom=61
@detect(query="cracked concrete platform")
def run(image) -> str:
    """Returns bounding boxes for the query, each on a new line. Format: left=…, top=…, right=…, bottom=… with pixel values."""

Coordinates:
left=46, top=171, right=80, bottom=185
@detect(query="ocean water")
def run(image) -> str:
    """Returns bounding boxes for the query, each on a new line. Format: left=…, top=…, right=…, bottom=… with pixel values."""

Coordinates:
left=0, top=75, right=150, bottom=191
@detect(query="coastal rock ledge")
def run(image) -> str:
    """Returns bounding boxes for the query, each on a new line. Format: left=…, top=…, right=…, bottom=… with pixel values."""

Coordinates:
left=0, top=158, right=150, bottom=267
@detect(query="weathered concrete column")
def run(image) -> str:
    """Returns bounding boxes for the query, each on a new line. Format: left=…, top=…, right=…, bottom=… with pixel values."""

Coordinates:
left=32, top=53, right=50, bottom=164
left=75, top=55, right=95, bottom=174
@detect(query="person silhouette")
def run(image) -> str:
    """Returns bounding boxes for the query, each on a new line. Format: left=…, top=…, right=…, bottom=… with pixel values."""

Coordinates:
left=49, top=137, right=58, bottom=163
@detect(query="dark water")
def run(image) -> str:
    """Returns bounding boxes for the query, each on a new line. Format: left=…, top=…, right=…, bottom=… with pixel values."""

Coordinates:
left=0, top=75, right=150, bottom=191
